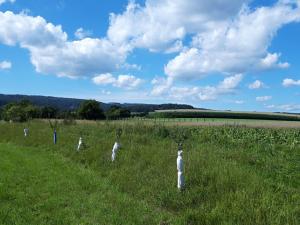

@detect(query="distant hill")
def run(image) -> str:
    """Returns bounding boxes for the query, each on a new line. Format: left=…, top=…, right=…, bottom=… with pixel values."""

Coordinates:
left=0, top=94, right=194, bottom=112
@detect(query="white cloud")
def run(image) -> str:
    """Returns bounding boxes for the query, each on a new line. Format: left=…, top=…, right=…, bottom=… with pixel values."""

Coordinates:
left=248, top=80, right=265, bottom=89
left=265, top=104, right=276, bottom=109
left=0, top=11, right=67, bottom=47
left=256, top=96, right=272, bottom=101
left=0, top=0, right=15, bottom=6
left=120, top=63, right=142, bottom=71
left=74, top=27, right=92, bottom=40
left=165, top=1, right=300, bottom=80
left=164, top=48, right=209, bottom=80
left=0, top=60, right=11, bottom=69
left=92, top=73, right=143, bottom=90
left=151, top=77, right=173, bottom=96
left=282, top=78, right=300, bottom=87
left=92, top=73, right=116, bottom=85
left=0, top=11, right=128, bottom=78
left=277, top=104, right=300, bottom=111
left=153, top=74, right=243, bottom=101
left=219, top=74, right=243, bottom=89
left=30, top=38, right=127, bottom=78
left=235, top=100, right=245, bottom=104
left=107, top=0, right=248, bottom=53
left=259, top=53, right=289, bottom=69
left=101, top=89, right=111, bottom=95
left=198, top=74, right=243, bottom=101
left=114, top=74, right=143, bottom=89
left=265, top=103, right=300, bottom=111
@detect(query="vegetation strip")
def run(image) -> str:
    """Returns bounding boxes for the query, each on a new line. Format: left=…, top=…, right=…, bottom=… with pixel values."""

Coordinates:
left=149, top=110, right=300, bottom=121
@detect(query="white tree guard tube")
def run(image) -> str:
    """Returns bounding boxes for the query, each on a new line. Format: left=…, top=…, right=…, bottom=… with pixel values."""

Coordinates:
left=24, top=128, right=29, bottom=137
left=112, top=142, right=120, bottom=161
left=77, top=137, right=83, bottom=151
left=177, top=150, right=184, bottom=189
left=178, top=172, right=184, bottom=190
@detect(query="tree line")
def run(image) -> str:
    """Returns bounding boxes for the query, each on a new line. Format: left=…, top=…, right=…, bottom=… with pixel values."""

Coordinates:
left=0, top=99, right=131, bottom=122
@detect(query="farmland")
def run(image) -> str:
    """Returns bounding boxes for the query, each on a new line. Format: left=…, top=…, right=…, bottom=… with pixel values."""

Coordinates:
left=128, top=117, right=300, bottom=128
left=149, top=109, right=300, bottom=121
left=0, top=120, right=299, bottom=225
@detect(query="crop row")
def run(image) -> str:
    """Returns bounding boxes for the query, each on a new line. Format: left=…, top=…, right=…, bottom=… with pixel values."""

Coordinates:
left=149, top=111, right=300, bottom=121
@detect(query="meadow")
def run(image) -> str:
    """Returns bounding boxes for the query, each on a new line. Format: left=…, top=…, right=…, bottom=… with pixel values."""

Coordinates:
left=0, top=120, right=299, bottom=225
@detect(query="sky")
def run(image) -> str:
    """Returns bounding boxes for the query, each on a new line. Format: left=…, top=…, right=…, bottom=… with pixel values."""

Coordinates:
left=0, top=0, right=300, bottom=112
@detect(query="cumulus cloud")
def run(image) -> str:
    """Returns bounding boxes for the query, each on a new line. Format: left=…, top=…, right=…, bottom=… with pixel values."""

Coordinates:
left=196, top=74, right=243, bottom=101
left=74, top=27, right=92, bottom=39
left=164, top=48, right=209, bottom=80
left=152, top=74, right=243, bottom=101
left=0, top=11, right=128, bottom=78
left=106, top=0, right=300, bottom=95
left=282, top=78, right=300, bottom=87
left=0, top=11, right=67, bottom=47
left=164, top=1, right=300, bottom=80
left=115, top=74, right=143, bottom=89
left=0, top=60, right=11, bottom=69
left=92, top=73, right=143, bottom=90
left=259, top=53, right=289, bottom=69
left=0, top=0, right=15, bottom=6
left=92, top=73, right=116, bottom=85
left=107, top=0, right=248, bottom=52
left=151, top=77, right=174, bottom=96
left=256, top=96, right=272, bottom=102
left=30, top=38, right=127, bottom=78
left=248, top=80, right=266, bottom=89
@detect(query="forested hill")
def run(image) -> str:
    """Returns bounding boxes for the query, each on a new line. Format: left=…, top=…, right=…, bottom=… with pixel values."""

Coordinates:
left=0, top=94, right=194, bottom=112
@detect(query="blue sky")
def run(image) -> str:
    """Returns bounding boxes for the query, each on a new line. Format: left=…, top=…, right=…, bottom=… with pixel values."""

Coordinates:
left=0, top=0, right=300, bottom=112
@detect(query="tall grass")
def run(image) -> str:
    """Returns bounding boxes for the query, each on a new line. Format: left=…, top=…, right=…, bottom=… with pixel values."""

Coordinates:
left=0, top=120, right=299, bottom=224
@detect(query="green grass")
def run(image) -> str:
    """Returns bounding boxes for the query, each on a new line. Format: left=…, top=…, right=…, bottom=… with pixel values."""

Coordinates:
left=0, top=120, right=299, bottom=224
left=0, top=143, right=172, bottom=225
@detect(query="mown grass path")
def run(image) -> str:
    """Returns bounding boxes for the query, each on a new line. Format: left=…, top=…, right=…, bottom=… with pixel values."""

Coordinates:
left=0, top=143, right=173, bottom=225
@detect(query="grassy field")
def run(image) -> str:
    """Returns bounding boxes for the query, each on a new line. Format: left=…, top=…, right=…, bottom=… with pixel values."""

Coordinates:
left=129, top=117, right=300, bottom=128
left=0, top=143, right=171, bottom=225
left=0, top=120, right=299, bottom=224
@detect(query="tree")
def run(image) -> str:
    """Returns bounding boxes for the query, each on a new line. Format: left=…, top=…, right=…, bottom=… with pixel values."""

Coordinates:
left=18, top=99, right=32, bottom=107
left=77, top=100, right=105, bottom=120
left=3, top=103, right=27, bottom=122
left=106, top=105, right=131, bottom=120
left=24, top=104, right=40, bottom=119
left=0, top=107, right=3, bottom=120
left=40, top=106, right=58, bottom=118
left=2, top=100, right=40, bottom=122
